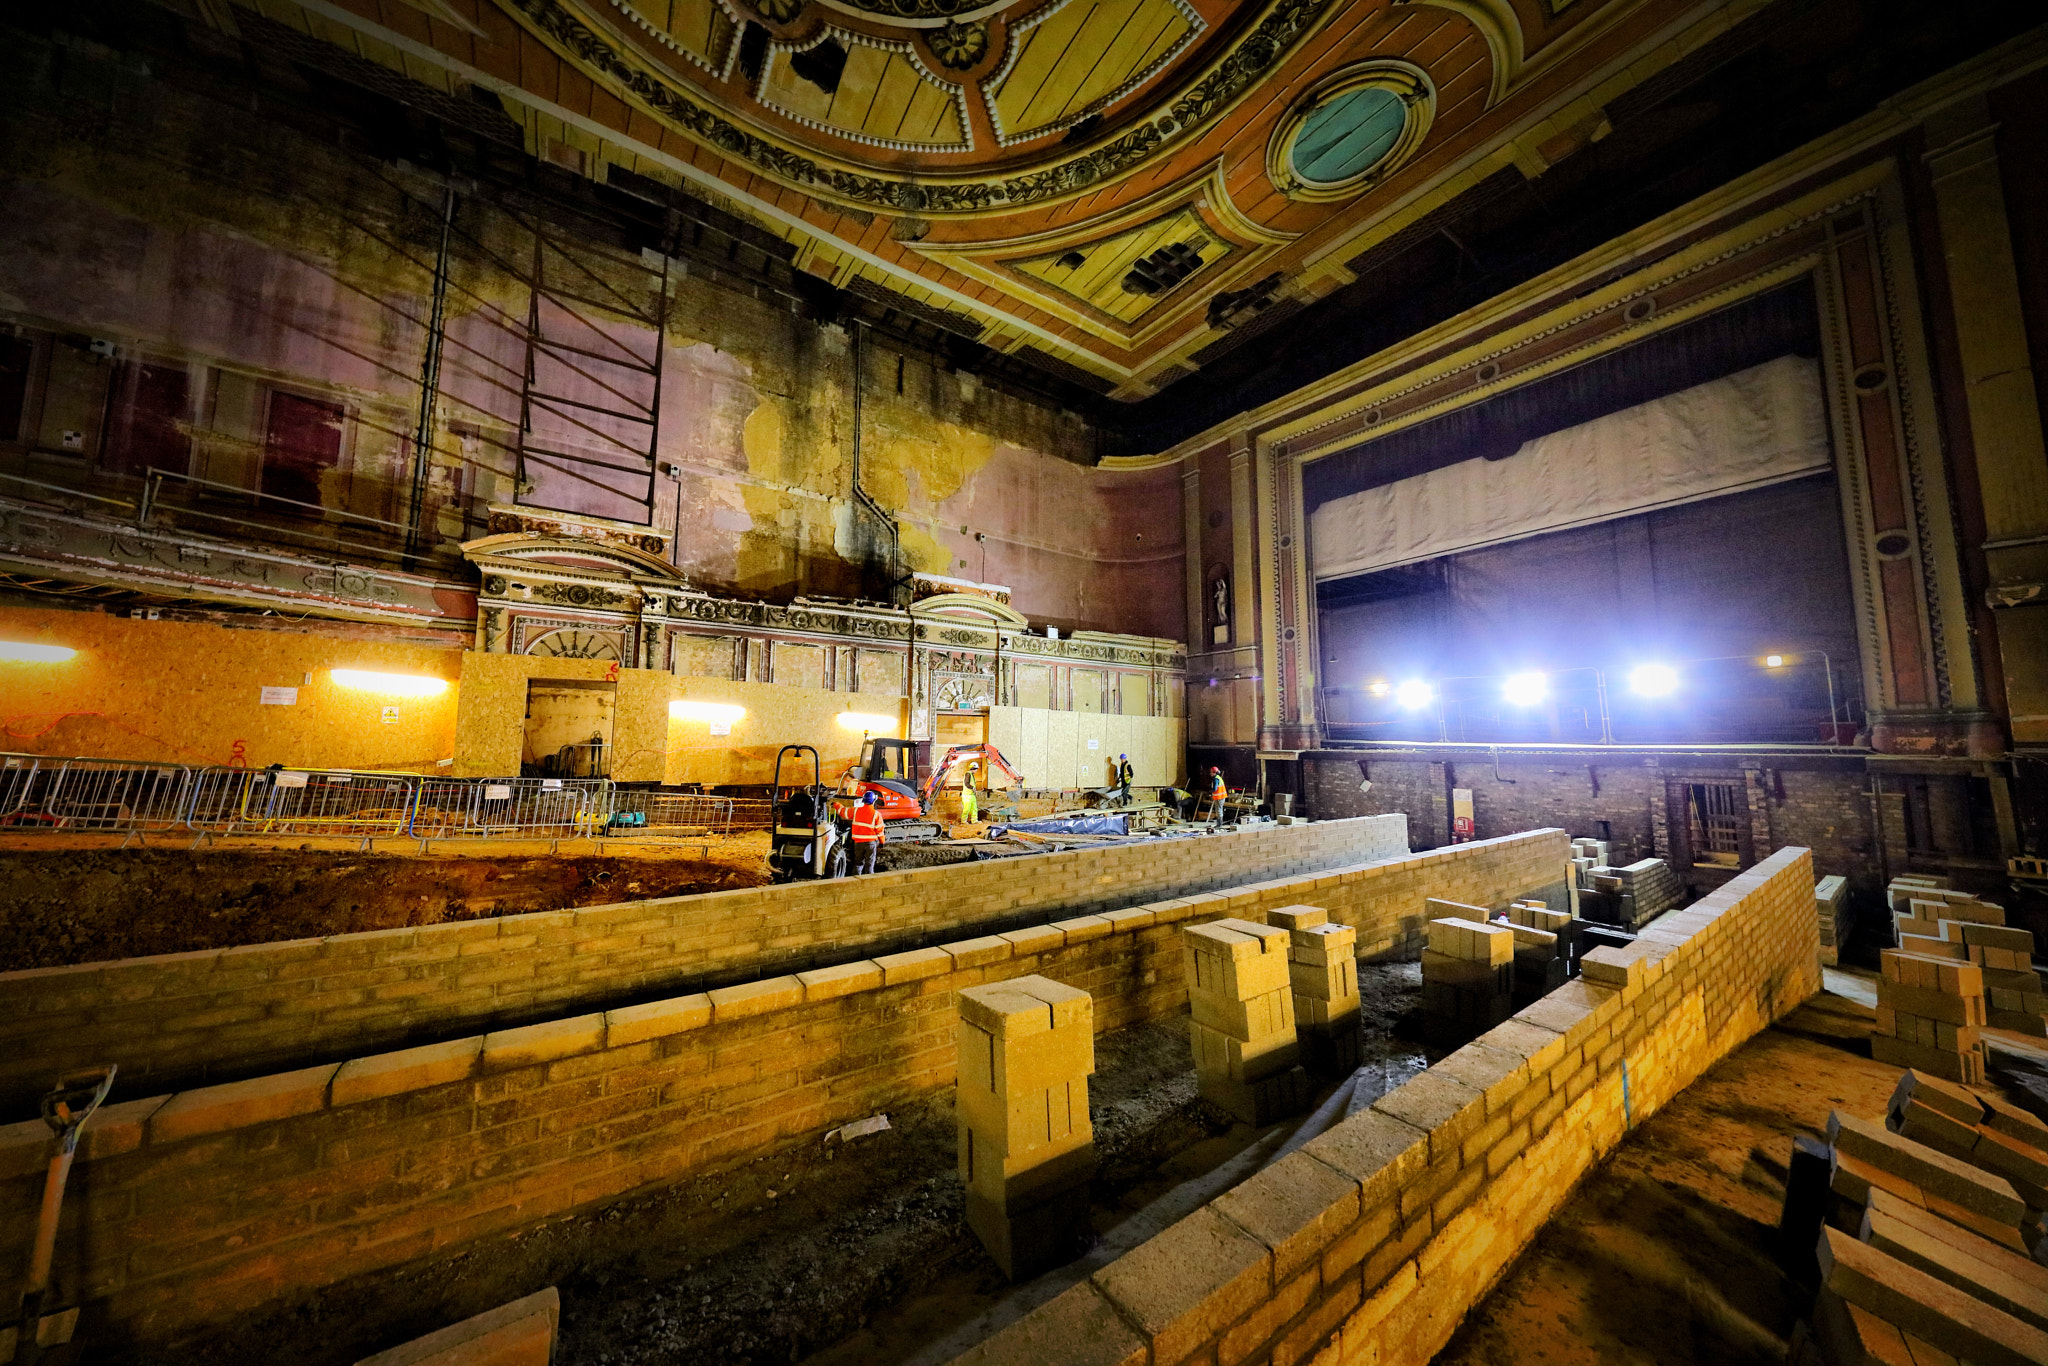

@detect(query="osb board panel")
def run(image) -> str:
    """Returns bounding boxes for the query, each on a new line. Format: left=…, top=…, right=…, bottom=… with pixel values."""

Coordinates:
left=612, top=669, right=674, bottom=783
left=0, top=606, right=462, bottom=771
left=663, top=678, right=907, bottom=787
left=857, top=650, right=905, bottom=696
left=452, top=651, right=618, bottom=778
left=1046, top=708, right=1080, bottom=788
left=990, top=706, right=1186, bottom=789
left=1015, top=663, right=1051, bottom=709
left=670, top=633, right=736, bottom=678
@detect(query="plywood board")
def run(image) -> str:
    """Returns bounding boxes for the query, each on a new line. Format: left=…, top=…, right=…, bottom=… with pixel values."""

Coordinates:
left=611, top=667, right=673, bottom=782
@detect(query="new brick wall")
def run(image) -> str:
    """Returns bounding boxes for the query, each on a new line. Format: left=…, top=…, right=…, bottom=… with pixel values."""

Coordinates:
left=948, top=844, right=1822, bottom=1366
left=0, top=815, right=1410, bottom=1114
left=0, top=829, right=1563, bottom=1349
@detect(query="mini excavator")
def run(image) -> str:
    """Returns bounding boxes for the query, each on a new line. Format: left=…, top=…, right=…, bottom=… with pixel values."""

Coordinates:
left=829, top=737, right=1024, bottom=841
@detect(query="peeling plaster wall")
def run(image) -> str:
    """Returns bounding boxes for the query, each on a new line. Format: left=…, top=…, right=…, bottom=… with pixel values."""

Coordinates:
left=0, top=45, right=1185, bottom=642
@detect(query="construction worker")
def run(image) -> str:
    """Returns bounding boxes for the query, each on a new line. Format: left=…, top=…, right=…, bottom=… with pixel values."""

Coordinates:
left=1116, top=753, right=1134, bottom=805
left=850, top=790, right=885, bottom=874
left=1206, top=765, right=1227, bottom=822
left=960, top=763, right=980, bottom=824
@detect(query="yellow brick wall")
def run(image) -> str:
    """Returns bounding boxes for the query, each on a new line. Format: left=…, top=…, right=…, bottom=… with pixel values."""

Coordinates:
left=0, top=828, right=1569, bottom=1346
left=0, top=814, right=1424, bottom=1110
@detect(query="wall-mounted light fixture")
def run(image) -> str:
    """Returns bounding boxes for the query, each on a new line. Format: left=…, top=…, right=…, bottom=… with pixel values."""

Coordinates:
left=670, top=700, right=746, bottom=724
left=0, top=641, right=77, bottom=663
left=1501, top=672, right=1549, bottom=706
left=331, top=669, right=449, bottom=696
left=836, top=710, right=897, bottom=733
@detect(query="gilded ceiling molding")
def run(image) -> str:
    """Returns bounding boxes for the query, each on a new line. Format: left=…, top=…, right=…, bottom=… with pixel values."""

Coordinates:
left=499, top=0, right=1343, bottom=215
left=604, top=0, right=740, bottom=79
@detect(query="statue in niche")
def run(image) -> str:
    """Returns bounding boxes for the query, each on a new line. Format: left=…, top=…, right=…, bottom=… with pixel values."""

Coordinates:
left=1210, top=570, right=1230, bottom=646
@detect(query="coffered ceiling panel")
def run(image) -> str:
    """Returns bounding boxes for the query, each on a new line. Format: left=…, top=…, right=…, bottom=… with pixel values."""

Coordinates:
left=761, top=34, right=970, bottom=149
left=1011, top=205, right=1226, bottom=321
left=987, top=0, right=1204, bottom=146
left=610, top=0, right=738, bottom=75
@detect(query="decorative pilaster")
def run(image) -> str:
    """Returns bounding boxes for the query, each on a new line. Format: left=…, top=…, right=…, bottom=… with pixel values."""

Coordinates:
left=1254, top=439, right=1319, bottom=752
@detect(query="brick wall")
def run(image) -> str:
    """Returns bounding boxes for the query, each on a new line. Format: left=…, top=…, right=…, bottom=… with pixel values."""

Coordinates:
left=0, top=829, right=1561, bottom=1348
left=0, top=815, right=1410, bottom=1114
left=948, top=844, right=1822, bottom=1366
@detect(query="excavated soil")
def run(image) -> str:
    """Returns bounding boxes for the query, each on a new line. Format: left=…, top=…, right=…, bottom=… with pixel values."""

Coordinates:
left=0, top=840, right=771, bottom=970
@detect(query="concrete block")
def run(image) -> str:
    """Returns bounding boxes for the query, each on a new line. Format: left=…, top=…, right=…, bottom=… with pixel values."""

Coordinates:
left=1817, top=1225, right=2048, bottom=1366
left=1190, top=1017, right=1300, bottom=1083
left=1979, top=1094, right=2048, bottom=1156
left=959, top=975, right=1092, bottom=1037
left=943, top=936, right=1014, bottom=970
left=483, top=1014, right=607, bottom=1070
left=960, top=1123, right=1096, bottom=1209
left=998, top=924, right=1066, bottom=957
left=1425, top=917, right=1514, bottom=966
left=946, top=1282, right=1144, bottom=1366
left=1211, top=1150, right=1360, bottom=1282
left=875, top=947, right=953, bottom=985
left=707, top=976, right=804, bottom=1021
left=1862, top=1199, right=2048, bottom=1331
left=150, top=1063, right=340, bottom=1143
left=1199, top=1063, right=1311, bottom=1125
left=967, top=1183, right=1092, bottom=1282
left=353, top=1287, right=559, bottom=1366
left=1267, top=905, right=1329, bottom=932
left=1091, top=1206, right=1272, bottom=1365
left=794, top=962, right=883, bottom=1003
left=1183, top=919, right=1291, bottom=1000
left=334, top=1037, right=483, bottom=1107
left=1190, top=985, right=1295, bottom=1039
left=1829, top=1111, right=2025, bottom=1227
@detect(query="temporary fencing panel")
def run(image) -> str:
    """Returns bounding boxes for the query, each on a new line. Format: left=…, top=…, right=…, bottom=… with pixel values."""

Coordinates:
left=608, top=789, right=737, bottom=835
left=0, top=755, right=192, bottom=833
left=413, top=777, right=610, bottom=838
left=222, top=769, right=420, bottom=838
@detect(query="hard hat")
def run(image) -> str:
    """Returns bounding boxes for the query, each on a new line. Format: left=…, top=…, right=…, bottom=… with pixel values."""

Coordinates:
left=1119, top=753, right=1127, bottom=761
left=1210, top=766, right=1221, bottom=774
left=861, top=791, right=877, bottom=805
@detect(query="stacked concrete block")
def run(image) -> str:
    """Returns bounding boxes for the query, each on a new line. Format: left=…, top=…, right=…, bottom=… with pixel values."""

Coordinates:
left=1815, top=874, right=1849, bottom=967
left=1420, top=902, right=1515, bottom=1040
left=1498, top=905, right=1568, bottom=1004
left=1939, top=921, right=2046, bottom=1038
left=1505, top=898, right=1577, bottom=982
left=956, top=975, right=1097, bottom=1279
left=1570, top=836, right=1612, bottom=868
left=1184, top=918, right=1309, bottom=1124
left=1609, top=858, right=1685, bottom=929
left=1885, top=1070, right=2048, bottom=1243
left=1269, top=905, right=1360, bottom=1077
left=1870, top=950, right=1988, bottom=1086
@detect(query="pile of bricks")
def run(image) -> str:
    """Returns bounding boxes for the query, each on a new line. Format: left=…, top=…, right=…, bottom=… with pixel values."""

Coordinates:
left=955, top=975, right=1097, bottom=1280
left=1791, top=1070, right=2048, bottom=1365
left=1568, top=837, right=1611, bottom=890
left=1575, top=856, right=1684, bottom=930
left=1887, top=876, right=2046, bottom=1038
left=1872, top=949, right=1988, bottom=1085
left=1420, top=899, right=1514, bottom=1040
left=1499, top=899, right=1573, bottom=1002
left=1268, top=906, right=1360, bottom=1078
left=1815, top=874, right=1849, bottom=967
left=1183, top=919, right=1309, bottom=1124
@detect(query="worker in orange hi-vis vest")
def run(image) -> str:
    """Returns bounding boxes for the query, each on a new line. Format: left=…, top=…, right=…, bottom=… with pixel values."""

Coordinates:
left=850, top=790, right=885, bottom=874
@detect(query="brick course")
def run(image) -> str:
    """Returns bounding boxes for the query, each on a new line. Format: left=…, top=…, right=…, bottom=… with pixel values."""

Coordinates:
left=0, top=827, right=1560, bottom=1348
left=0, top=815, right=1411, bottom=1113
left=951, top=844, right=1822, bottom=1366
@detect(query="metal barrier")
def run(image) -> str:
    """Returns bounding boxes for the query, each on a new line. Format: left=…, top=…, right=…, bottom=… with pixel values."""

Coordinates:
left=608, top=789, right=736, bottom=836
left=413, top=776, right=611, bottom=839
left=0, top=752, right=763, bottom=844
left=0, top=755, right=193, bottom=835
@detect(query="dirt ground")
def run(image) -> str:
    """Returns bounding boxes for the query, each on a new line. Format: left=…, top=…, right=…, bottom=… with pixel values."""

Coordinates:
left=1433, top=985, right=2048, bottom=1366
left=0, top=838, right=771, bottom=971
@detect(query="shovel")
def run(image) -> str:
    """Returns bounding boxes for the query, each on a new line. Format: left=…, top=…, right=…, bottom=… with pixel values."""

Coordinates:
left=6, top=1066, right=115, bottom=1365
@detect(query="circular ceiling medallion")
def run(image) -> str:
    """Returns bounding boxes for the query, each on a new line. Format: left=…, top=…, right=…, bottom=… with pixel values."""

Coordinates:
left=1267, top=61, right=1432, bottom=203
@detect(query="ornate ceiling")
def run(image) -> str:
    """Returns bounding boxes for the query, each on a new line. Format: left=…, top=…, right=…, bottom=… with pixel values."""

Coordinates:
left=265, top=0, right=1727, bottom=395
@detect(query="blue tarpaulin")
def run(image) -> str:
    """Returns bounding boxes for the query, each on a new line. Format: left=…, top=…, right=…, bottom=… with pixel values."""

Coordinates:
left=998, top=813, right=1130, bottom=837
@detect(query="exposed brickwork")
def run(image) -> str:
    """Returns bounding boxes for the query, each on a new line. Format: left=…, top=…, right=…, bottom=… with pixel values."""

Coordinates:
left=0, top=815, right=1411, bottom=1113
left=951, top=845, right=1822, bottom=1366
left=0, top=830, right=1562, bottom=1347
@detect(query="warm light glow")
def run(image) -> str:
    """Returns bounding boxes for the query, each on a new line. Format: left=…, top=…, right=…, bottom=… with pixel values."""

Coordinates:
left=1394, top=679, right=1433, bottom=710
left=836, top=711, right=898, bottom=733
left=1502, top=672, right=1548, bottom=706
left=1765, top=654, right=1786, bottom=668
left=0, top=641, right=76, bottom=663
left=1366, top=680, right=1390, bottom=698
left=1628, top=663, right=1679, bottom=698
left=331, top=669, right=447, bottom=696
left=670, top=700, right=745, bottom=724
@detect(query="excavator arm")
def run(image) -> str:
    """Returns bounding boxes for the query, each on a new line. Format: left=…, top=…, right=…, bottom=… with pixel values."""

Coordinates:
left=921, top=744, right=1025, bottom=807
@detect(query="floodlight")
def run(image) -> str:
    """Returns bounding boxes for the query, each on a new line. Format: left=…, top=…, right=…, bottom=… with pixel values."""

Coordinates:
left=670, top=700, right=745, bottom=723
left=836, top=711, right=897, bottom=732
left=1367, top=680, right=1390, bottom=698
left=1765, top=654, right=1785, bottom=668
left=0, top=641, right=76, bottom=663
left=331, top=669, right=447, bottom=696
left=1502, top=672, right=1548, bottom=706
left=1628, top=664, right=1679, bottom=698
left=1394, top=679, right=1433, bottom=710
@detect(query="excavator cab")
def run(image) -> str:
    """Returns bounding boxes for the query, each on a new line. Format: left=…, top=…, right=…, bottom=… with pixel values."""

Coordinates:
left=836, top=737, right=925, bottom=823
left=768, top=745, right=848, bottom=882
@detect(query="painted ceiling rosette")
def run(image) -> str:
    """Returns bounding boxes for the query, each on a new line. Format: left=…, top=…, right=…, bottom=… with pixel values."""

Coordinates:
left=502, top=0, right=1343, bottom=214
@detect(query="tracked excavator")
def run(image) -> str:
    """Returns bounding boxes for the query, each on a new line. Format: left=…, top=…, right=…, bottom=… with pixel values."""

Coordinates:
left=829, top=736, right=1024, bottom=841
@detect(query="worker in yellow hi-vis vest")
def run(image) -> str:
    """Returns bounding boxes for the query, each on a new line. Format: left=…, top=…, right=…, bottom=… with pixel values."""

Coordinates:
left=960, top=762, right=980, bottom=824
